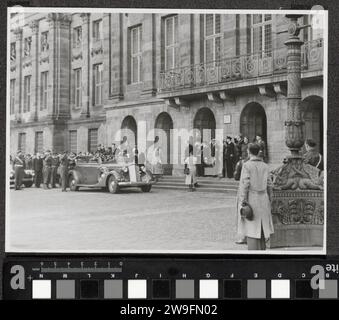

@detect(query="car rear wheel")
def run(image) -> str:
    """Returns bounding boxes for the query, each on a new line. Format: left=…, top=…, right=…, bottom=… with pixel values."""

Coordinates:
left=69, top=175, right=79, bottom=191
left=24, top=181, right=33, bottom=188
left=108, top=176, right=119, bottom=194
left=141, top=185, right=152, bottom=192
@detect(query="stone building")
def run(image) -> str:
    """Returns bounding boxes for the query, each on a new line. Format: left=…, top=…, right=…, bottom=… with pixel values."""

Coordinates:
left=9, top=11, right=324, bottom=175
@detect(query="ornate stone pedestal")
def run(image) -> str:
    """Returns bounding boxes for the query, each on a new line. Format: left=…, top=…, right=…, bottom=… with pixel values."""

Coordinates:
left=270, top=189, right=324, bottom=248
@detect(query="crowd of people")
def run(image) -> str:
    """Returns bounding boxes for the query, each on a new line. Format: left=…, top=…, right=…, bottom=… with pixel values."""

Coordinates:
left=10, top=136, right=164, bottom=191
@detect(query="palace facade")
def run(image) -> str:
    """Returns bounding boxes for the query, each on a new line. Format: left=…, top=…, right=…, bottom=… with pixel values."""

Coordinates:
left=9, top=12, right=324, bottom=175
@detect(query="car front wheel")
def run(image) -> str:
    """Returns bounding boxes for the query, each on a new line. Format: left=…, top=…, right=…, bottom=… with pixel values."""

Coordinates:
left=108, top=176, right=119, bottom=194
left=69, top=175, right=79, bottom=191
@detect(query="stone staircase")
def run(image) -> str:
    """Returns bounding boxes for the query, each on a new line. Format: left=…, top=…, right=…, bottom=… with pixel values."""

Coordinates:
left=153, top=176, right=239, bottom=194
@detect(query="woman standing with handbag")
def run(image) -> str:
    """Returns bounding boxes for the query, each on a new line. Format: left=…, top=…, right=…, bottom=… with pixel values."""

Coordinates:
left=184, top=145, right=197, bottom=192
left=237, top=143, right=274, bottom=250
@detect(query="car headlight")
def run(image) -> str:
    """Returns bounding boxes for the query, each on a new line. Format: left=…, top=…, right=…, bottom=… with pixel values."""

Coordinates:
left=123, top=167, right=128, bottom=173
left=140, top=165, right=146, bottom=173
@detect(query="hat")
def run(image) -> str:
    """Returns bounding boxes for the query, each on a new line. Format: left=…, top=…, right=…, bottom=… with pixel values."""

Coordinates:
left=240, top=201, right=253, bottom=221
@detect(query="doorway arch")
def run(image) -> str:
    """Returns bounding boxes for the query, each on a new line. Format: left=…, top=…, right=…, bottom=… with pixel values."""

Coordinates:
left=301, top=95, right=323, bottom=154
left=121, top=115, right=137, bottom=147
left=240, top=102, right=267, bottom=144
left=155, top=112, right=173, bottom=175
left=193, top=107, right=216, bottom=140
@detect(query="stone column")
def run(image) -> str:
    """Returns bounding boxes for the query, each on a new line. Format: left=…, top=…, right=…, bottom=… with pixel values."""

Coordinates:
left=29, top=20, right=39, bottom=122
left=271, top=15, right=324, bottom=248
left=80, top=13, right=91, bottom=117
left=13, top=27, right=23, bottom=118
left=110, top=13, right=124, bottom=101
left=102, top=13, right=111, bottom=103
left=141, top=13, right=157, bottom=97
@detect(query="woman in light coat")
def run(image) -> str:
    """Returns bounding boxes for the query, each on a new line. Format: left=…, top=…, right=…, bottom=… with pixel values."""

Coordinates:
left=184, top=145, right=197, bottom=191
left=237, top=143, right=274, bottom=250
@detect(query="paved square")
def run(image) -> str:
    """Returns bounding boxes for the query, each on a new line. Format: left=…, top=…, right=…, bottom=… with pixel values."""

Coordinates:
left=8, top=187, right=241, bottom=252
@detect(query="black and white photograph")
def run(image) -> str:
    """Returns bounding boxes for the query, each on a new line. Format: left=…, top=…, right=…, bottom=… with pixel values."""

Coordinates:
left=6, top=7, right=327, bottom=254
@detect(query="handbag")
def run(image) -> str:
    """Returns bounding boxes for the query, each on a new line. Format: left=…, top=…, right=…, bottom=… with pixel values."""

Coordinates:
left=184, top=167, right=190, bottom=175
left=240, top=201, right=254, bottom=221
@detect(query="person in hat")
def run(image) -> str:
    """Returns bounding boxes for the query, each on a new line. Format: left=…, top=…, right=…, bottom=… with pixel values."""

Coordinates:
left=13, top=150, right=25, bottom=190
left=51, top=151, right=60, bottom=188
left=43, top=150, right=53, bottom=189
left=59, top=151, right=69, bottom=192
left=237, top=143, right=274, bottom=250
left=224, top=136, right=235, bottom=178
left=33, top=152, right=43, bottom=188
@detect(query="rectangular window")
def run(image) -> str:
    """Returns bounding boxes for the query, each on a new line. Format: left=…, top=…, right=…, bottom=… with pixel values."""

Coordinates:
left=130, top=25, right=142, bottom=83
left=18, top=133, right=26, bottom=153
left=23, top=75, right=31, bottom=113
left=74, top=68, right=82, bottom=108
left=10, top=79, right=15, bottom=114
left=88, top=129, right=98, bottom=153
left=40, top=71, right=48, bottom=110
left=73, top=26, right=82, bottom=48
left=69, top=130, right=77, bottom=154
left=35, top=131, right=43, bottom=154
left=93, top=64, right=103, bottom=106
left=164, top=15, right=179, bottom=70
left=204, top=14, right=221, bottom=64
left=92, top=19, right=103, bottom=42
left=251, top=14, right=272, bottom=55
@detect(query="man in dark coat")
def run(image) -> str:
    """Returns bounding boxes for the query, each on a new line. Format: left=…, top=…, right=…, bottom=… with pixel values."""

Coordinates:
left=224, top=136, right=235, bottom=178
left=43, top=150, right=53, bottom=189
left=33, top=153, right=43, bottom=188
left=13, top=150, right=25, bottom=190
left=51, top=152, right=60, bottom=188
left=303, top=139, right=323, bottom=171
left=59, top=151, right=69, bottom=192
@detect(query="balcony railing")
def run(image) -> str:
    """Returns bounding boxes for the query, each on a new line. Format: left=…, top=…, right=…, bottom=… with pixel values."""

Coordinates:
left=159, top=39, right=323, bottom=93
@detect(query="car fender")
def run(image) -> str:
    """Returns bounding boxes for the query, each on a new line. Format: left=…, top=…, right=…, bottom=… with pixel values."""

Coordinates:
left=106, top=170, right=121, bottom=185
left=69, top=169, right=80, bottom=184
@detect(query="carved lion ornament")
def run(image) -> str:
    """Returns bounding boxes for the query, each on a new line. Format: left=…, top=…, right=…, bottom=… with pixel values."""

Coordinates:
left=271, top=158, right=323, bottom=190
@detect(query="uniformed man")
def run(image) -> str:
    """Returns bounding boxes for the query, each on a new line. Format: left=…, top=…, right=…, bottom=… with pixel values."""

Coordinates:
left=59, top=151, right=69, bottom=192
left=33, top=152, right=43, bottom=188
left=43, top=150, right=53, bottom=189
left=13, top=150, right=25, bottom=190
left=51, top=151, right=60, bottom=188
left=303, top=139, right=323, bottom=171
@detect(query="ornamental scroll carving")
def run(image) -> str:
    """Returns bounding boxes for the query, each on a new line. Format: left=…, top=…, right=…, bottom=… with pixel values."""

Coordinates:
left=272, top=198, right=324, bottom=225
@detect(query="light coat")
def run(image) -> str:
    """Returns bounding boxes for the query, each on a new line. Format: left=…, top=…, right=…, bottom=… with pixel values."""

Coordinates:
left=184, top=155, right=197, bottom=185
left=237, top=156, right=274, bottom=239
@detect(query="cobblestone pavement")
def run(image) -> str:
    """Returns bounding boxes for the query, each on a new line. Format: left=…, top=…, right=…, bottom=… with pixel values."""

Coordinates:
left=8, top=186, right=244, bottom=252
left=7, top=186, right=320, bottom=253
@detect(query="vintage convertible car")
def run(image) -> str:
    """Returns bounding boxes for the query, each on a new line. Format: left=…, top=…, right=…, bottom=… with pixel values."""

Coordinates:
left=10, top=168, right=35, bottom=188
left=68, top=159, right=154, bottom=193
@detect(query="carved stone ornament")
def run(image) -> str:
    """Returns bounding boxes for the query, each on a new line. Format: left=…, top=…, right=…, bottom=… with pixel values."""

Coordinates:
left=272, top=191, right=324, bottom=225
left=91, top=44, right=103, bottom=57
left=271, top=157, right=323, bottom=191
left=72, top=52, right=83, bottom=61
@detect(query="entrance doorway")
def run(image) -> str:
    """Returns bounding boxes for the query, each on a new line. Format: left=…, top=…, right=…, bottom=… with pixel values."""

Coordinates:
left=240, top=102, right=267, bottom=144
left=155, top=112, right=173, bottom=175
left=193, top=107, right=216, bottom=176
left=121, top=115, right=137, bottom=150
